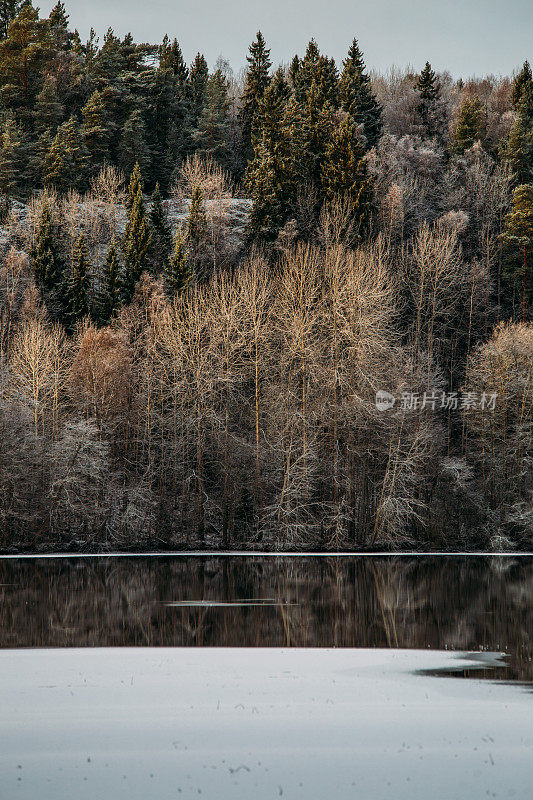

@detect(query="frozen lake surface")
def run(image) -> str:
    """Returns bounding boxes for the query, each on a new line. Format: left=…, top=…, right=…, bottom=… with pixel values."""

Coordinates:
left=1, top=647, right=531, bottom=800
left=1, top=555, right=532, bottom=798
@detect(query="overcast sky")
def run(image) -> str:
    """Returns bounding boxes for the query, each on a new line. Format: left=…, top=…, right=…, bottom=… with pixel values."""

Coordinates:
left=40, top=0, right=531, bottom=77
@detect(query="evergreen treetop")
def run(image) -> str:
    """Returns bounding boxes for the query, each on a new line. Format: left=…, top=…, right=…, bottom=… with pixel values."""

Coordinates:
left=31, top=197, right=64, bottom=291
left=149, top=181, right=173, bottom=272
left=339, top=38, right=382, bottom=150
left=240, top=31, right=272, bottom=153
left=95, top=244, right=121, bottom=324
left=502, top=182, right=533, bottom=320
left=122, top=162, right=151, bottom=301
left=66, top=234, right=91, bottom=325
left=512, top=61, right=533, bottom=109
left=321, top=112, right=374, bottom=239
left=416, top=61, right=441, bottom=102
left=165, top=229, right=191, bottom=295
left=43, top=115, right=90, bottom=192
left=453, top=96, right=487, bottom=154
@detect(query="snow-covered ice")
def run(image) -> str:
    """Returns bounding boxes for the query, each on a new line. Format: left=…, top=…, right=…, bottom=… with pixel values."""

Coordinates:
left=0, top=648, right=531, bottom=799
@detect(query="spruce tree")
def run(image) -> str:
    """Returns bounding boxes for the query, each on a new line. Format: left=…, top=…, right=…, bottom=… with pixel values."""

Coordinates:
left=293, top=39, right=319, bottom=101
left=293, top=39, right=338, bottom=106
left=512, top=61, right=533, bottom=109
left=452, top=96, right=487, bottom=154
left=304, top=79, right=335, bottom=187
left=246, top=74, right=304, bottom=241
left=502, top=87, right=533, bottom=185
left=43, top=115, right=90, bottom=192
left=95, top=244, right=121, bottom=324
left=247, top=132, right=283, bottom=242
left=120, top=109, right=151, bottom=177
left=339, top=38, right=382, bottom=150
left=416, top=61, right=442, bottom=136
left=249, top=68, right=291, bottom=153
left=149, top=182, right=173, bottom=272
left=65, top=235, right=91, bottom=325
left=0, top=110, right=20, bottom=198
left=159, top=36, right=188, bottom=85
left=81, top=90, right=111, bottom=173
left=188, top=53, right=209, bottom=130
left=240, top=32, right=272, bottom=155
left=187, top=185, right=207, bottom=248
left=321, top=114, right=374, bottom=240
left=122, top=163, right=151, bottom=302
left=502, top=183, right=533, bottom=321
left=164, top=230, right=191, bottom=295
left=288, top=55, right=300, bottom=88
left=31, top=198, right=64, bottom=292
left=125, top=162, right=142, bottom=212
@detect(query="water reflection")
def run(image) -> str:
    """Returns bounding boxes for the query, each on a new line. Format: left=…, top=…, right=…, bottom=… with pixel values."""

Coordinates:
left=0, top=556, right=532, bottom=680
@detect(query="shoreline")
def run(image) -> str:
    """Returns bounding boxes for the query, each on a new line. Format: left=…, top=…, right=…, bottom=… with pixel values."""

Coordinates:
left=1, top=550, right=532, bottom=559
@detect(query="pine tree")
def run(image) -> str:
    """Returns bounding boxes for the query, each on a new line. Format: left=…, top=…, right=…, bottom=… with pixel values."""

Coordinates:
left=31, top=198, right=64, bottom=292
left=0, top=110, right=20, bottom=197
left=65, top=235, right=91, bottom=325
left=122, top=163, right=151, bottom=302
left=321, top=114, right=374, bottom=240
left=48, top=1, right=71, bottom=49
left=43, top=115, right=90, bottom=192
left=120, top=109, right=151, bottom=177
left=512, top=61, right=533, bottom=109
left=49, top=2, right=68, bottom=29
left=149, top=182, right=173, bottom=272
left=453, top=96, right=487, bottom=154
left=0, top=4, right=53, bottom=117
left=502, top=183, right=533, bottom=321
left=32, top=74, right=63, bottom=135
left=240, top=31, right=272, bottom=155
left=0, top=1, right=23, bottom=40
left=164, top=229, right=191, bottom=295
left=339, top=38, right=382, bottom=150
left=416, top=61, right=442, bottom=136
left=81, top=89, right=111, bottom=172
left=194, top=69, right=231, bottom=163
left=502, top=86, right=533, bottom=185
left=95, top=244, right=121, bottom=324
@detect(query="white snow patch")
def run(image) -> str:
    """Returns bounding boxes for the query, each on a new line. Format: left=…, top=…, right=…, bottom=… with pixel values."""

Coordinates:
left=0, top=648, right=531, bottom=799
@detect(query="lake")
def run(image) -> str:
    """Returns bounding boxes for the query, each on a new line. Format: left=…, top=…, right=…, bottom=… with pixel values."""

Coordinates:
left=1, top=554, right=532, bottom=798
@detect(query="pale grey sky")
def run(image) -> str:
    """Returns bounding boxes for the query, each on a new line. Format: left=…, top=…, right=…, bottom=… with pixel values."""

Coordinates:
left=40, top=0, right=531, bottom=77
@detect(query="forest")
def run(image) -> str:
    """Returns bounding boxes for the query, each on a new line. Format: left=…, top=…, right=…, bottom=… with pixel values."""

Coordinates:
left=0, top=1, right=531, bottom=552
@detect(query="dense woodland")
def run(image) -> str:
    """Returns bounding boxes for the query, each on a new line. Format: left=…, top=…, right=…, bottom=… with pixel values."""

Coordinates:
left=0, top=1, right=531, bottom=551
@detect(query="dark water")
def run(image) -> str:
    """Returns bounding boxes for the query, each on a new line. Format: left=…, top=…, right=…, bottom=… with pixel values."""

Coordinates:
left=1, top=555, right=532, bottom=680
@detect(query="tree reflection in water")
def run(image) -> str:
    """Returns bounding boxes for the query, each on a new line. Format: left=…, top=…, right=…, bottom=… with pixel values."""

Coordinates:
left=1, top=556, right=532, bottom=680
